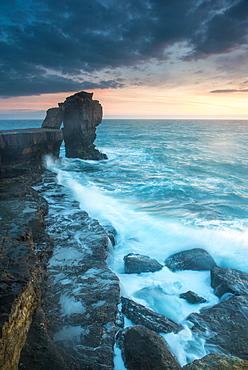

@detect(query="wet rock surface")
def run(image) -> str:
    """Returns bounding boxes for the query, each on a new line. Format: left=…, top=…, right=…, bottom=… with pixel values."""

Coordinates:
left=211, top=266, right=248, bottom=298
left=183, top=352, right=248, bottom=369
left=124, top=253, right=163, bottom=274
left=120, top=325, right=181, bottom=370
left=179, top=291, right=206, bottom=304
left=19, top=171, right=120, bottom=370
left=121, top=297, right=182, bottom=334
left=164, top=248, right=216, bottom=272
left=187, top=294, right=248, bottom=360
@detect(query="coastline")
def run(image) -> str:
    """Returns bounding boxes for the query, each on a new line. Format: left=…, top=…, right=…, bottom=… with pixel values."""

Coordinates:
left=1, top=97, right=248, bottom=369
left=1, top=145, right=248, bottom=370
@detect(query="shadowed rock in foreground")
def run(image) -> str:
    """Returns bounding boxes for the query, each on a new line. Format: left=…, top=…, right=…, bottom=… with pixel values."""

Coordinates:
left=119, top=325, right=181, bottom=370
left=183, top=353, right=248, bottom=369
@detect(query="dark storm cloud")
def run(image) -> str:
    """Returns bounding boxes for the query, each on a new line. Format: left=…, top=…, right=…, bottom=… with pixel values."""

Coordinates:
left=1, top=0, right=248, bottom=97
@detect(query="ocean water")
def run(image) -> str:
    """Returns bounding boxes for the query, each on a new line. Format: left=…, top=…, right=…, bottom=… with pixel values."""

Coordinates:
left=1, top=119, right=248, bottom=366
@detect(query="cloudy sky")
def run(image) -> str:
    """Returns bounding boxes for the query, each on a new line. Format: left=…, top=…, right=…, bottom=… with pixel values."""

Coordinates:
left=1, top=0, right=248, bottom=119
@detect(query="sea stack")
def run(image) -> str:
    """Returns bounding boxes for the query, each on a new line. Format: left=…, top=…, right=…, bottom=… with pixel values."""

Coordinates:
left=42, top=91, right=107, bottom=160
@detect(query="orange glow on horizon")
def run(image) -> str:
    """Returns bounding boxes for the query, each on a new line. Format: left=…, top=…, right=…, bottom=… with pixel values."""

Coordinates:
left=0, top=86, right=248, bottom=120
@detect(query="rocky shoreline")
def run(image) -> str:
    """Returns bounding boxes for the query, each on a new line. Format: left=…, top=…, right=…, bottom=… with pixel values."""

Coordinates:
left=1, top=91, right=248, bottom=369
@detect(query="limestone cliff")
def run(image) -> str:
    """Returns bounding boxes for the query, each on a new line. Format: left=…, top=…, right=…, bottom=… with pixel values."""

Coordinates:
left=42, top=91, right=107, bottom=160
left=0, top=128, right=63, bottom=175
left=0, top=171, right=52, bottom=370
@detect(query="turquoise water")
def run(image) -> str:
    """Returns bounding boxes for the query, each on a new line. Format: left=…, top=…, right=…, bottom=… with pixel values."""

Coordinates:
left=0, top=119, right=42, bottom=130
left=2, top=119, right=248, bottom=365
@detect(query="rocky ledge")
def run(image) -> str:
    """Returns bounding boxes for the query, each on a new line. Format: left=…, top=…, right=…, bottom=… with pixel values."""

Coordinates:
left=0, top=128, right=63, bottom=176
left=0, top=91, right=106, bottom=177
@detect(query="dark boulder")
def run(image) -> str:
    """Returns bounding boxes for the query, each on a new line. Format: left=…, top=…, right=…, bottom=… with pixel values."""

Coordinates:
left=121, top=297, right=182, bottom=334
left=183, top=353, right=248, bottom=369
left=103, top=225, right=117, bottom=246
left=187, top=294, right=248, bottom=360
left=120, top=325, right=181, bottom=370
left=124, top=253, right=163, bottom=274
left=165, top=248, right=216, bottom=272
left=179, top=291, right=206, bottom=304
left=211, top=266, right=248, bottom=298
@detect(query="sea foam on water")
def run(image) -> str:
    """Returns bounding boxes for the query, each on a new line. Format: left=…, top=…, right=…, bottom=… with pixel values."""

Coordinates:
left=44, top=119, right=248, bottom=366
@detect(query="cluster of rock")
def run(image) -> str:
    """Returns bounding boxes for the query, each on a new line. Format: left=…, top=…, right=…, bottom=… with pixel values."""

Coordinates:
left=0, top=91, right=109, bottom=370
left=42, top=91, right=107, bottom=160
left=0, top=91, right=106, bottom=177
left=117, top=248, right=248, bottom=369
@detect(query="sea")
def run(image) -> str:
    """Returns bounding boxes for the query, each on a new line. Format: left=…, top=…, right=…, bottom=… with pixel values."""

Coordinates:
left=1, top=119, right=248, bottom=367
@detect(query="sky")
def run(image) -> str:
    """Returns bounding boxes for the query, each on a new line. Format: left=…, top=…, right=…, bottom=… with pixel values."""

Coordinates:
left=1, top=0, right=248, bottom=119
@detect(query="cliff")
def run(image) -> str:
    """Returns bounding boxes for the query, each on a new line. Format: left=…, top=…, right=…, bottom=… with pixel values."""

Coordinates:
left=0, top=90, right=106, bottom=177
left=0, top=92, right=114, bottom=369
left=0, top=128, right=63, bottom=176
left=42, top=91, right=107, bottom=160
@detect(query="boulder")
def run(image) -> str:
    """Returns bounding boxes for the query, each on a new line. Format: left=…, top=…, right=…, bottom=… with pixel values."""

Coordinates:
left=62, top=91, right=107, bottom=160
left=41, top=105, right=64, bottom=129
left=120, top=325, right=181, bottom=370
left=183, top=353, right=248, bottom=369
left=103, top=225, right=117, bottom=246
left=179, top=291, right=206, bottom=304
left=124, top=253, right=163, bottom=274
left=211, top=266, right=248, bottom=298
left=187, top=294, right=248, bottom=360
left=164, top=248, right=216, bottom=272
left=121, top=297, right=182, bottom=334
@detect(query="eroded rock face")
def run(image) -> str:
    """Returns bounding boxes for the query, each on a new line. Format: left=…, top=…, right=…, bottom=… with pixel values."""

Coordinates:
left=0, top=172, right=52, bottom=370
left=62, top=91, right=107, bottom=160
left=40, top=90, right=107, bottom=161
left=120, top=325, right=181, bottom=370
left=183, top=353, right=248, bottom=369
left=41, top=106, right=64, bottom=129
left=121, top=297, right=182, bottom=334
left=164, top=248, right=216, bottom=272
left=124, top=253, right=163, bottom=274
left=0, top=128, right=63, bottom=175
left=211, top=266, right=248, bottom=298
left=187, top=294, right=248, bottom=360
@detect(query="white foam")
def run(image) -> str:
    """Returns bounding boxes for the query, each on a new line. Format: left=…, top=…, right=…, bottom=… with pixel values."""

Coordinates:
left=60, top=294, right=86, bottom=316
left=44, top=154, right=248, bottom=366
left=54, top=326, right=83, bottom=343
left=162, top=324, right=207, bottom=366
